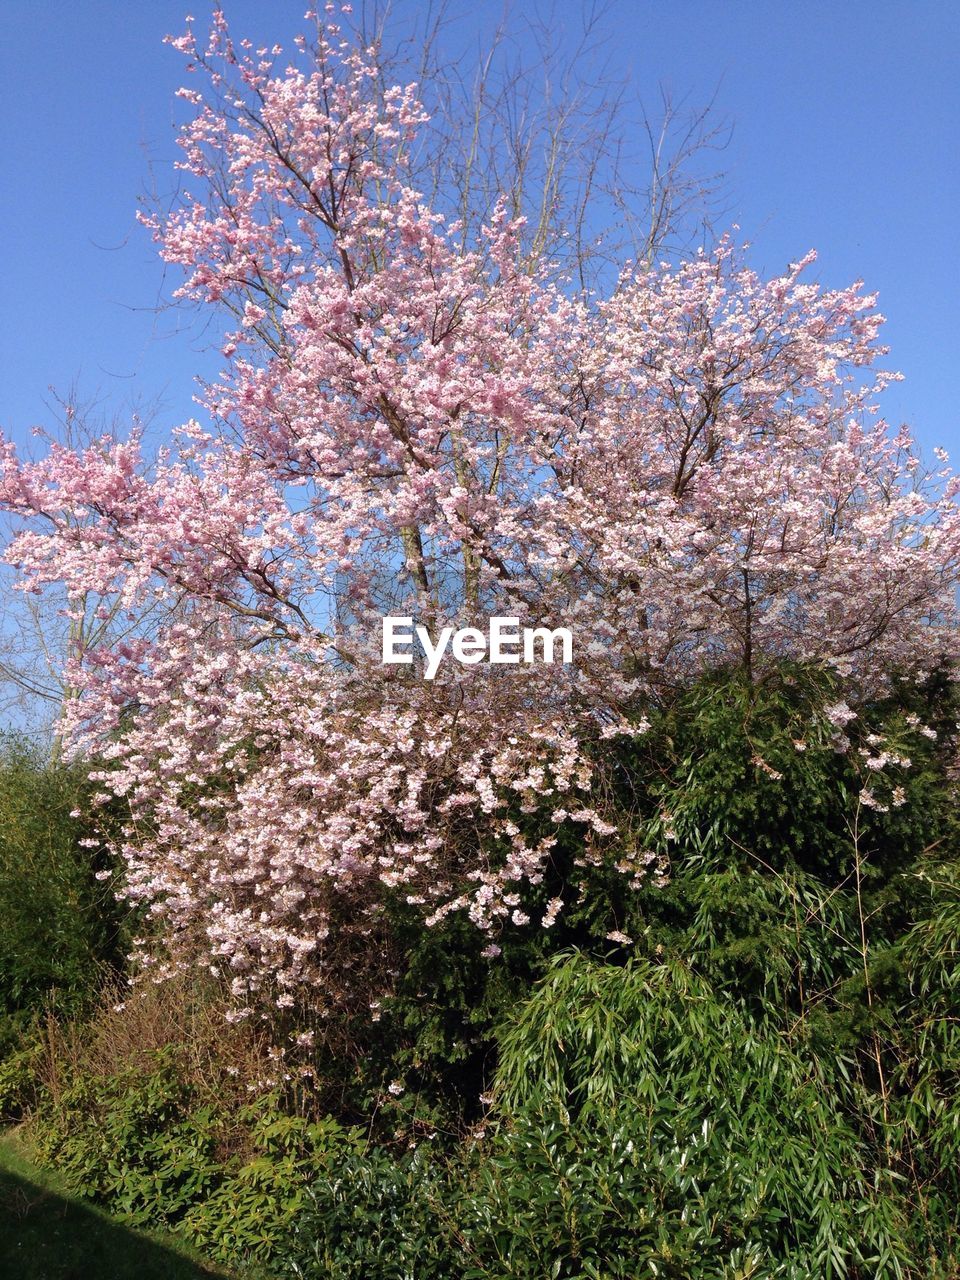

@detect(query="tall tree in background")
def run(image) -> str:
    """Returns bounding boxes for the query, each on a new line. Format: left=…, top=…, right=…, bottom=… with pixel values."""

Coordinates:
left=0, top=1, right=727, bottom=739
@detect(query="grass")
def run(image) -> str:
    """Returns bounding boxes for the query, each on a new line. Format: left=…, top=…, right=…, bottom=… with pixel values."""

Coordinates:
left=0, top=1129, right=236, bottom=1280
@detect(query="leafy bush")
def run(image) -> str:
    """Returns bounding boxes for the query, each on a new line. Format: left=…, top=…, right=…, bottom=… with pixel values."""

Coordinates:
left=286, top=1146, right=453, bottom=1280
left=34, top=1047, right=223, bottom=1223
left=0, top=734, right=122, bottom=1021
left=472, top=952, right=913, bottom=1279
left=888, top=863, right=960, bottom=1271
left=610, top=665, right=955, bottom=885
left=0, top=1031, right=44, bottom=1120
left=29, top=1023, right=369, bottom=1275
left=183, top=1109, right=367, bottom=1271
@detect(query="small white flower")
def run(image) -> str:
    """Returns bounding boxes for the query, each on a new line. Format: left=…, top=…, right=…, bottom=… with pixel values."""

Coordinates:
left=824, top=700, right=857, bottom=728
left=859, top=787, right=888, bottom=813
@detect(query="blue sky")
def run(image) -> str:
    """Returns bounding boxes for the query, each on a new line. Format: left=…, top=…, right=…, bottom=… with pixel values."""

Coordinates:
left=1, top=1, right=957, bottom=458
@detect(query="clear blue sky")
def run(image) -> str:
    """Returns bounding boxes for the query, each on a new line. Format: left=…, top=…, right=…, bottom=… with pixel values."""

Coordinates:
left=1, top=1, right=957, bottom=458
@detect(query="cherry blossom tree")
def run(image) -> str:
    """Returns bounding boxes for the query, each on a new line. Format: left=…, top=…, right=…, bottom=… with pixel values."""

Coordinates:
left=0, top=392, right=163, bottom=750
left=1, top=5, right=957, bottom=1023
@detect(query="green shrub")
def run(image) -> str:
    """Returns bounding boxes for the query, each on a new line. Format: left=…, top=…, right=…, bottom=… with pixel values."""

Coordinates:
left=608, top=664, right=955, bottom=886
left=0, top=734, right=123, bottom=1021
left=0, top=1030, right=44, bottom=1119
left=286, top=943, right=937, bottom=1278
left=31, top=1035, right=371, bottom=1274
left=286, top=1146, right=454, bottom=1280
left=464, top=952, right=913, bottom=1279
left=183, top=1109, right=366, bottom=1271
left=34, top=1047, right=222, bottom=1223
left=888, top=863, right=960, bottom=1272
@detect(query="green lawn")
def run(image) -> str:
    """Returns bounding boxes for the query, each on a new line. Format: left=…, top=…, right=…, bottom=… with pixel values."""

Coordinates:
left=0, top=1130, right=235, bottom=1280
